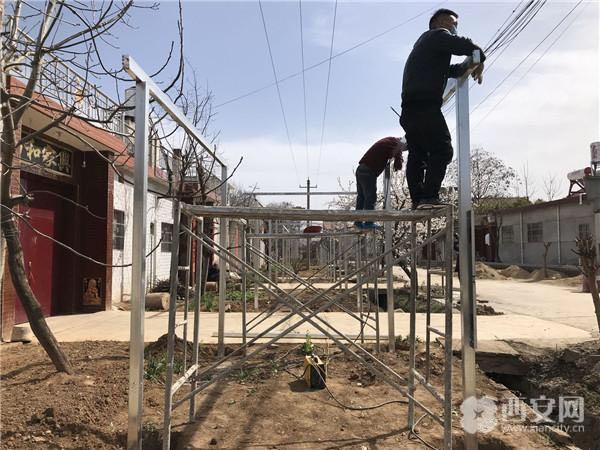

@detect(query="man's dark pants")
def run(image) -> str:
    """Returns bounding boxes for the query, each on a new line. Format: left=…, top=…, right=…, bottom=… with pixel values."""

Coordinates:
left=400, top=107, right=453, bottom=204
left=355, top=163, right=377, bottom=211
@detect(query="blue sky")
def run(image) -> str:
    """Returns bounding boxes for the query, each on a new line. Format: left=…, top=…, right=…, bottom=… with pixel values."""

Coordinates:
left=103, top=1, right=599, bottom=207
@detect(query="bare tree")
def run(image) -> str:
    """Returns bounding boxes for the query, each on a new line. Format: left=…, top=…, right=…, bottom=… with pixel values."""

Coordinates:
left=573, top=235, right=600, bottom=333
left=447, top=147, right=517, bottom=208
left=229, top=183, right=258, bottom=207
left=542, top=173, right=560, bottom=201
left=520, top=161, right=536, bottom=201
left=0, top=1, right=184, bottom=373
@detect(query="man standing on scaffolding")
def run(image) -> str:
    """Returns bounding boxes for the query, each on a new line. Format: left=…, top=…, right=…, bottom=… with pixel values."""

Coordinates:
left=354, top=136, right=406, bottom=230
left=400, top=8, right=485, bottom=209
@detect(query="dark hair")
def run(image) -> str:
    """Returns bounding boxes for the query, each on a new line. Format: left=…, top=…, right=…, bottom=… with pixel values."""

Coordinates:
left=429, top=8, right=458, bottom=29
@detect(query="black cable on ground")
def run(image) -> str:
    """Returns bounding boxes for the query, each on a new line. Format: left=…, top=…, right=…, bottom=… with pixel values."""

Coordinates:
left=284, top=357, right=408, bottom=411
left=409, top=413, right=440, bottom=450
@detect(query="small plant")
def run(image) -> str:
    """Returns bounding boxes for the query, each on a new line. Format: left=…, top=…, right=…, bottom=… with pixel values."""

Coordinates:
left=302, top=333, right=315, bottom=355
left=202, top=293, right=216, bottom=311
left=235, top=367, right=261, bottom=382
left=145, top=355, right=166, bottom=382
left=144, top=353, right=184, bottom=382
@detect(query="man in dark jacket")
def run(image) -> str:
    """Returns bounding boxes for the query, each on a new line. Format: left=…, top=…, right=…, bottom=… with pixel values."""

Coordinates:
left=355, top=136, right=406, bottom=230
left=400, top=8, right=485, bottom=209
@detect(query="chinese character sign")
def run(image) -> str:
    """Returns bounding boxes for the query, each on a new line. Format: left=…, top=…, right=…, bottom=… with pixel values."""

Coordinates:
left=21, top=140, right=72, bottom=176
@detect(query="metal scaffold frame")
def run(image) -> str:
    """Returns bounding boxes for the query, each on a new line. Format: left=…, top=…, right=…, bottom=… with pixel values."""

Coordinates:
left=165, top=203, right=454, bottom=450
left=125, top=52, right=478, bottom=450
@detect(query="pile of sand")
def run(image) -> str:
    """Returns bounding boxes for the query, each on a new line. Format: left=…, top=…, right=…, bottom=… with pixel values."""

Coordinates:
left=529, top=268, right=564, bottom=281
left=500, top=265, right=531, bottom=279
left=475, top=262, right=506, bottom=280
left=545, top=274, right=584, bottom=287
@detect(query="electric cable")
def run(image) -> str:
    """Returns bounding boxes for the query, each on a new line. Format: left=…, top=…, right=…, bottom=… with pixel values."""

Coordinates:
left=258, top=0, right=301, bottom=185
left=216, top=2, right=445, bottom=109
left=474, top=0, right=588, bottom=129
left=299, top=0, right=309, bottom=180
left=470, top=0, right=584, bottom=115
left=315, top=0, right=338, bottom=187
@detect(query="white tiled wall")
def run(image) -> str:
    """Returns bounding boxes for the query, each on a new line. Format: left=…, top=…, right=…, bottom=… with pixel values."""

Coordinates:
left=112, top=177, right=174, bottom=303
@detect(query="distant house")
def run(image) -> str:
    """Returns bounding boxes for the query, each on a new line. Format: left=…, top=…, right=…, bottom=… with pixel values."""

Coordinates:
left=475, top=195, right=590, bottom=266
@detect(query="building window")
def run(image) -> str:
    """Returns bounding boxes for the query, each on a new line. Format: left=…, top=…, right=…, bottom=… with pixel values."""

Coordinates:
left=161, top=222, right=173, bottom=252
left=527, top=222, right=543, bottom=243
left=113, top=210, right=125, bottom=250
left=501, top=225, right=514, bottom=244
left=578, top=223, right=591, bottom=239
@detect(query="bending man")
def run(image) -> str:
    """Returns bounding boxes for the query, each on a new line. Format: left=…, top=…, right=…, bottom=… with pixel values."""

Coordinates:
left=400, top=8, right=485, bottom=209
left=355, top=136, right=406, bottom=230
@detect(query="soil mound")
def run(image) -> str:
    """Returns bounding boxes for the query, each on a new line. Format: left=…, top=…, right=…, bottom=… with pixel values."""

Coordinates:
left=475, top=262, right=506, bottom=280
left=529, top=268, right=564, bottom=281
left=500, top=265, right=530, bottom=279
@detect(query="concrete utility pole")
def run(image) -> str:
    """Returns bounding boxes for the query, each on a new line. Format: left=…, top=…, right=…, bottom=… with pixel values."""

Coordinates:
left=299, top=178, right=317, bottom=266
left=254, top=184, right=357, bottom=268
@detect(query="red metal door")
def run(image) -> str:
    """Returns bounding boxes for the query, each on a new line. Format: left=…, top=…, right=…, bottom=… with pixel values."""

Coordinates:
left=14, top=207, right=55, bottom=324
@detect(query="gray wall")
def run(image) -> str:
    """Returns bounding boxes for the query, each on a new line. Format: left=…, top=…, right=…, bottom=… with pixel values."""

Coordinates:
left=498, top=201, right=592, bottom=266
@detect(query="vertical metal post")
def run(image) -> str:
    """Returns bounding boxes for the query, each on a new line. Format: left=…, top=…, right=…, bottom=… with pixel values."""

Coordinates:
left=183, top=232, right=192, bottom=373
left=274, top=221, right=278, bottom=283
left=162, top=199, right=181, bottom=450
left=407, top=221, right=417, bottom=429
left=344, top=237, right=349, bottom=292
left=456, top=67, right=478, bottom=450
left=190, top=218, right=203, bottom=421
left=425, top=219, right=432, bottom=381
left=357, top=235, right=364, bottom=344
left=373, top=234, right=380, bottom=353
left=253, top=236, right=259, bottom=311
left=384, top=164, right=395, bottom=351
left=444, top=208, right=454, bottom=450
left=241, top=224, right=248, bottom=353
left=556, top=205, right=561, bottom=264
left=217, top=165, right=228, bottom=357
left=268, top=221, right=273, bottom=282
left=127, top=81, right=149, bottom=450
left=356, top=239, right=361, bottom=310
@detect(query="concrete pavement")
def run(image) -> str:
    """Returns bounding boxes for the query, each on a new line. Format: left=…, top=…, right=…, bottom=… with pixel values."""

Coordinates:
left=19, top=309, right=593, bottom=348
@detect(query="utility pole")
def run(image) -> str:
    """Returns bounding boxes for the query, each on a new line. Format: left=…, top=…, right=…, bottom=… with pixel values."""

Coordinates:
left=299, top=177, right=317, bottom=266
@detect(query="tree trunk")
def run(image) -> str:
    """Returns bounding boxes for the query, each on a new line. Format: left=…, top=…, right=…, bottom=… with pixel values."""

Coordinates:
left=587, top=272, right=600, bottom=333
left=1, top=217, right=73, bottom=373
left=1, top=88, right=73, bottom=374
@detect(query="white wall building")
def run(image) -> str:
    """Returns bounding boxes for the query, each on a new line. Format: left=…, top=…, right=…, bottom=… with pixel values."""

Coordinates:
left=112, top=176, right=174, bottom=303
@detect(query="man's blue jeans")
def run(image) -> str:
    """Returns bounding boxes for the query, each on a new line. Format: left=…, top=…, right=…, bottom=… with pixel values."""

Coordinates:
left=355, top=164, right=377, bottom=211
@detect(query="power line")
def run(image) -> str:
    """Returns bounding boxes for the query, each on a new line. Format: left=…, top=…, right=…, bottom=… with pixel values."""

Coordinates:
left=216, top=1, right=445, bottom=109
left=470, top=0, right=584, bottom=115
left=474, top=0, right=588, bottom=129
left=316, top=0, right=338, bottom=186
left=299, top=0, right=309, bottom=179
left=258, top=0, right=300, bottom=184
left=443, top=0, right=544, bottom=115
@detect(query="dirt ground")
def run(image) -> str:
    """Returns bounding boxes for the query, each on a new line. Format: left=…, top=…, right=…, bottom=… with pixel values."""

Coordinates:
left=1, top=340, right=565, bottom=450
left=516, top=340, right=600, bottom=450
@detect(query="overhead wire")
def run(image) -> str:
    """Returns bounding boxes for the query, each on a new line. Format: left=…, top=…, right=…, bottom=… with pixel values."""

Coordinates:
left=470, top=0, right=584, bottom=116
left=473, top=0, right=588, bottom=129
left=315, top=0, right=338, bottom=187
left=442, top=0, right=544, bottom=116
left=216, top=1, right=446, bottom=109
left=299, top=0, right=309, bottom=180
left=258, top=0, right=301, bottom=185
